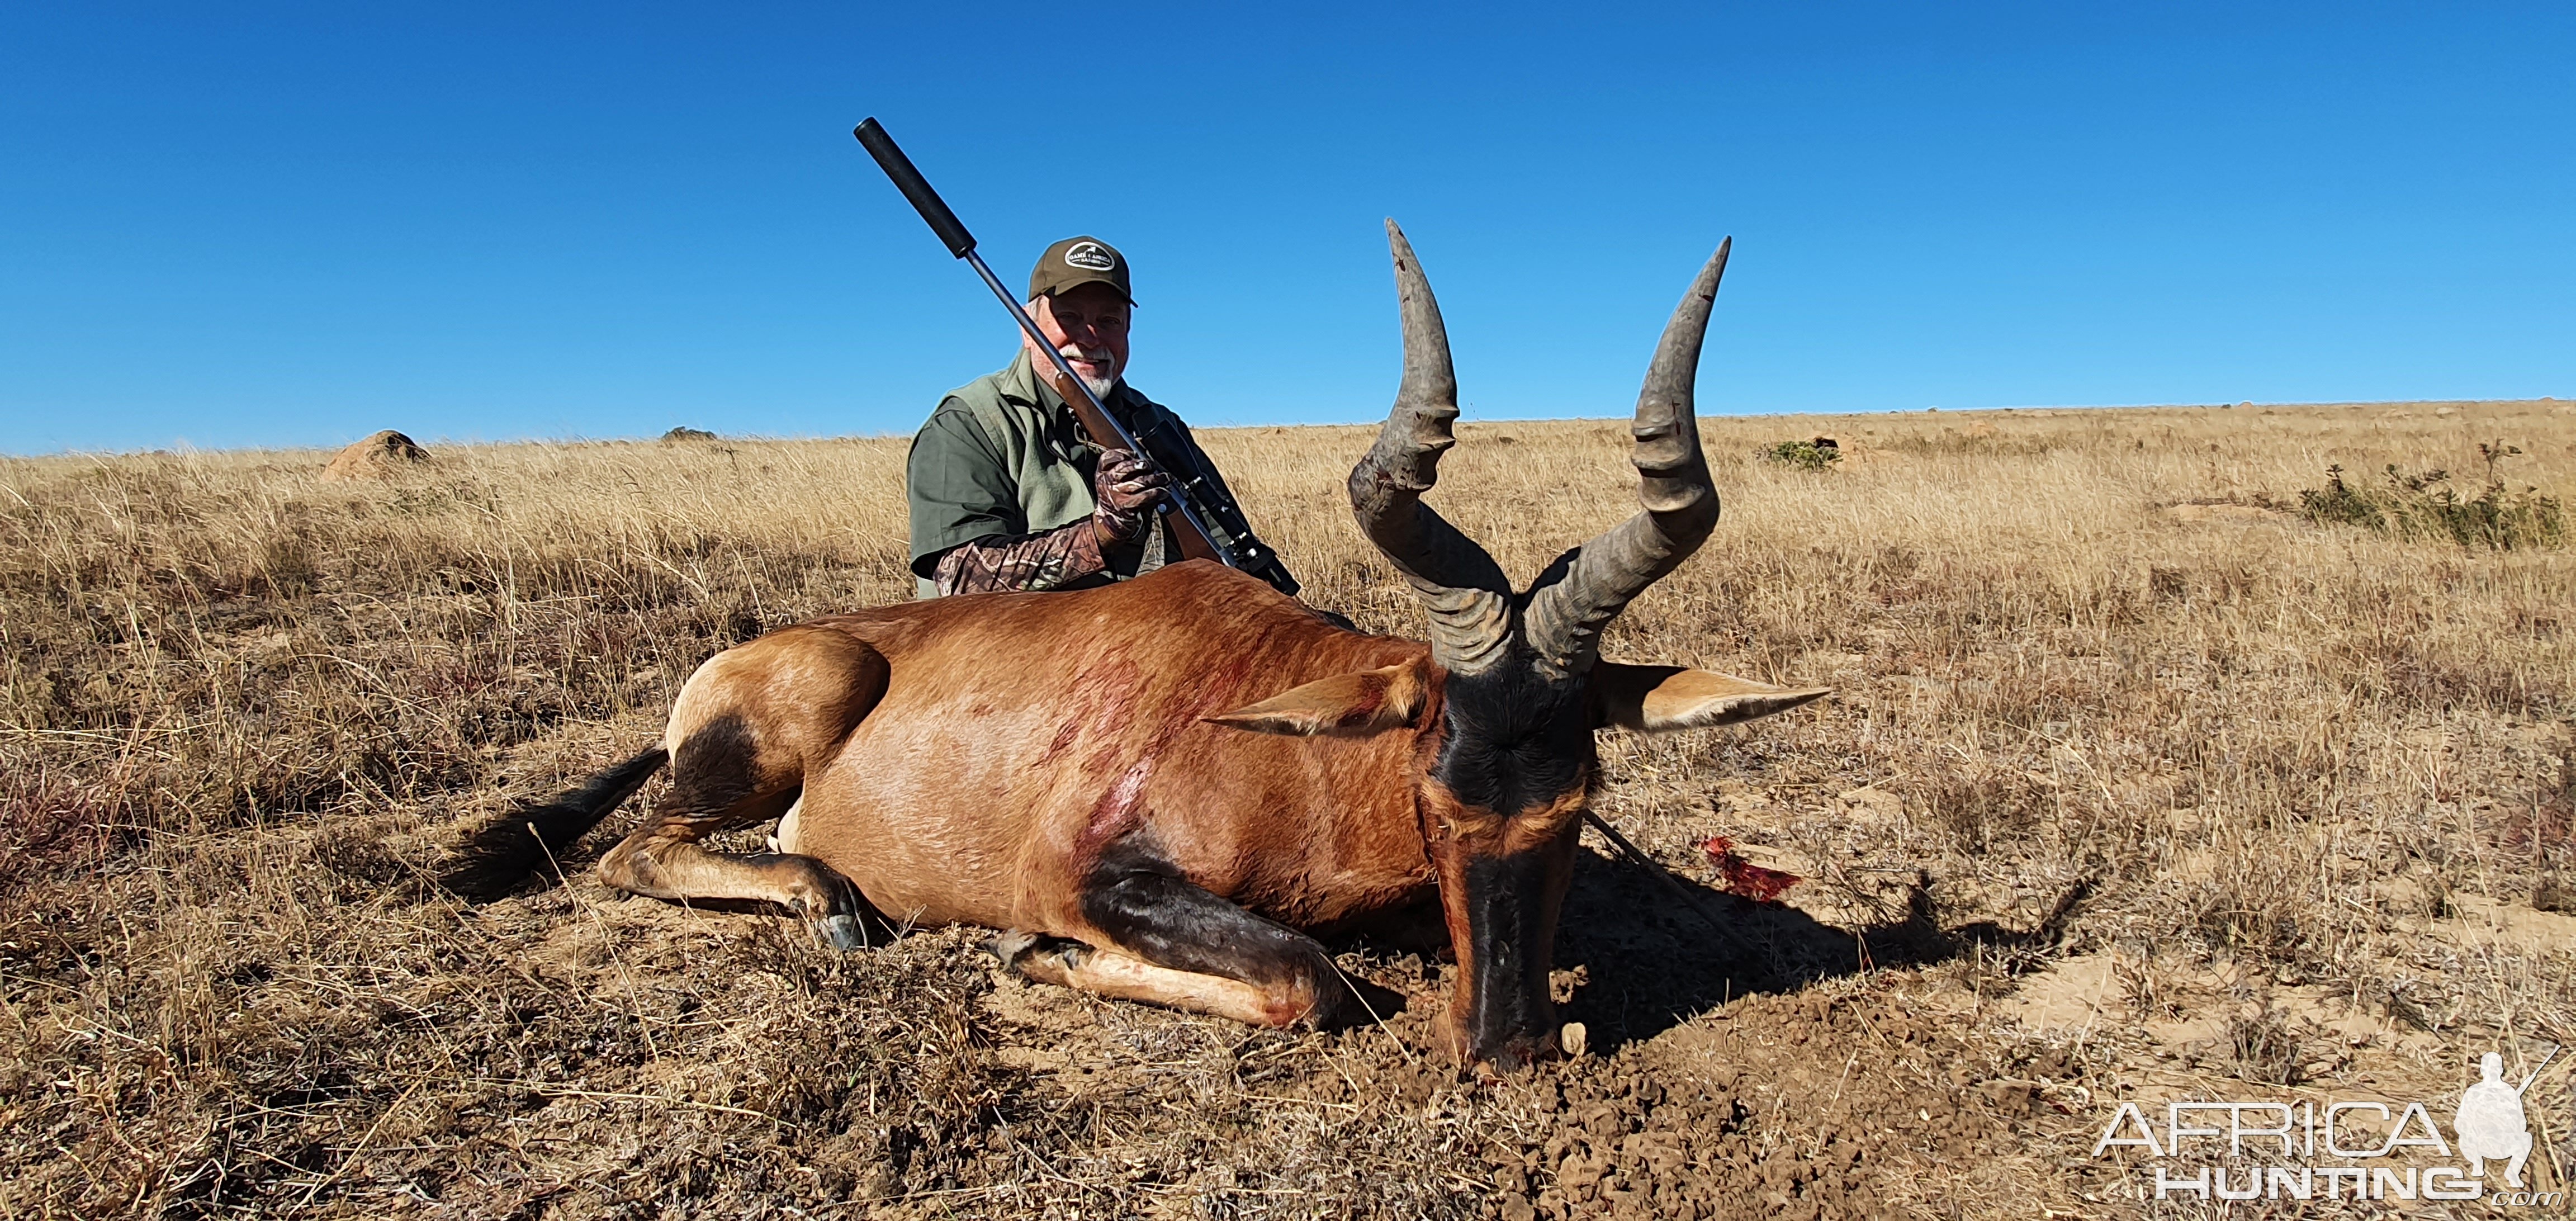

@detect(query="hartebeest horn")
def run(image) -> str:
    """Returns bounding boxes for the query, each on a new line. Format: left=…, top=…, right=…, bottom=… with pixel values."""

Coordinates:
left=1348, top=220, right=1513, bottom=675
left=1522, top=239, right=1730, bottom=678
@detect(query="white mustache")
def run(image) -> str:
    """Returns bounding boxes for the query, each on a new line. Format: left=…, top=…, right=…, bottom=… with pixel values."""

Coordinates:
left=1060, top=346, right=1114, bottom=366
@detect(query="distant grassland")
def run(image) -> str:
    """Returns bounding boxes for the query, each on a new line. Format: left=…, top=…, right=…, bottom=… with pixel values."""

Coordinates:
left=2, top=398, right=2572, bottom=1218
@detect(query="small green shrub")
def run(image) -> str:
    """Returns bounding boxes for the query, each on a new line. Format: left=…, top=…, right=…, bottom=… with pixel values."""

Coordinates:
left=1760, top=437, right=1841, bottom=471
left=2298, top=443, right=2564, bottom=550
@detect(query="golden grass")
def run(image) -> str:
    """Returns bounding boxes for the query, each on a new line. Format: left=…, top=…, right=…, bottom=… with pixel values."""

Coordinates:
left=2, top=397, right=2572, bottom=1218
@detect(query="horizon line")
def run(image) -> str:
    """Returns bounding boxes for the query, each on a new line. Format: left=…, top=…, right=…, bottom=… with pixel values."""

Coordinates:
left=2, top=395, right=2565, bottom=460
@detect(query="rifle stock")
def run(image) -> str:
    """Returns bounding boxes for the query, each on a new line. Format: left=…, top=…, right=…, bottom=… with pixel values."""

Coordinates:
left=1055, top=390, right=1223, bottom=564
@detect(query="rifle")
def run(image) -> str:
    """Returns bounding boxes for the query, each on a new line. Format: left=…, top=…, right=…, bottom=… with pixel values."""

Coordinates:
left=853, top=117, right=1301, bottom=597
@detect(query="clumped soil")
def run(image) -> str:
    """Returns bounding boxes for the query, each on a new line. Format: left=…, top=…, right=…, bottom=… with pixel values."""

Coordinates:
left=4, top=402, right=2573, bottom=1218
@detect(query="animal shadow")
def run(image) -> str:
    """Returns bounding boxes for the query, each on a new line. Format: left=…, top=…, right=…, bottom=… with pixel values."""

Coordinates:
left=1552, top=845, right=2086, bottom=1055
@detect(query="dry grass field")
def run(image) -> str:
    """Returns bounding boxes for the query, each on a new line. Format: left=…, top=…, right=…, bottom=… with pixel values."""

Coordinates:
left=3, top=397, right=2573, bottom=1219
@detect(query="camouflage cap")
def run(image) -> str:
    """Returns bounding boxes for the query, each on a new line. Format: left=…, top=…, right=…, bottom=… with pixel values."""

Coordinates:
left=1028, top=235, right=1133, bottom=305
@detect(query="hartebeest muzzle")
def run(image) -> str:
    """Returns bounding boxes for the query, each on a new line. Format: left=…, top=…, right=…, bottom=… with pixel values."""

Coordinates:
left=1433, top=821, right=1581, bottom=1066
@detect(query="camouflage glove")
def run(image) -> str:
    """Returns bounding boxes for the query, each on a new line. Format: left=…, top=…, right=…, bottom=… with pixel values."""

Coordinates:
left=1091, top=448, right=1169, bottom=546
left=932, top=522, right=1104, bottom=595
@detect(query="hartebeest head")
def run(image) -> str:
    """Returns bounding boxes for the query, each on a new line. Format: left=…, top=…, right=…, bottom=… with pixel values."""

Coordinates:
left=1214, top=223, right=1829, bottom=1068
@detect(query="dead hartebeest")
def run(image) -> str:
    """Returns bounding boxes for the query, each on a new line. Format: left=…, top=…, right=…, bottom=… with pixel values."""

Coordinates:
left=444, top=223, right=1830, bottom=1068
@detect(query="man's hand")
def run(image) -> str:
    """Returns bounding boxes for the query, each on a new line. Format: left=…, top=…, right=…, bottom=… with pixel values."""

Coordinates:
left=1091, top=448, right=1169, bottom=545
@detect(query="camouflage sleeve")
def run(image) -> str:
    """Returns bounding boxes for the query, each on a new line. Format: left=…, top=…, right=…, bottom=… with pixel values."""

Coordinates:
left=930, top=520, right=1107, bottom=595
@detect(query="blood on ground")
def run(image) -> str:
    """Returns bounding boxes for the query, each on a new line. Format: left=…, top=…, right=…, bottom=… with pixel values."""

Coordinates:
left=1701, top=835, right=1801, bottom=903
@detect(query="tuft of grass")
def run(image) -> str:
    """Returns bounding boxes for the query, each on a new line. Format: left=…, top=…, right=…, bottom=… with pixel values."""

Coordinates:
left=2227, top=1001, right=2307, bottom=1086
left=1914, top=764, right=2049, bottom=854
left=2300, top=443, right=2565, bottom=549
left=2535, top=875, right=2576, bottom=914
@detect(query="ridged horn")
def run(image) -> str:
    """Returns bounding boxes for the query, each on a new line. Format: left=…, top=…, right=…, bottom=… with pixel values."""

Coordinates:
left=1347, top=220, right=1513, bottom=675
left=1522, top=239, right=1730, bottom=677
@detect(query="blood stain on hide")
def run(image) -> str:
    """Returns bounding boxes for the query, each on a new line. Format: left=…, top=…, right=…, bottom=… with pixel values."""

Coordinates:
left=1079, top=759, right=1154, bottom=857
left=1038, top=717, right=1082, bottom=765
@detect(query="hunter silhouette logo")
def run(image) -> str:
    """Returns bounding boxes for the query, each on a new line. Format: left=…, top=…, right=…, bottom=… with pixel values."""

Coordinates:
left=1062, top=242, right=1116, bottom=272
left=2459, top=1049, right=2551, bottom=1188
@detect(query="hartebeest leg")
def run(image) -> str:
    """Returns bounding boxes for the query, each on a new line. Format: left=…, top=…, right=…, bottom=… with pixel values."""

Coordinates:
left=596, top=718, right=884, bottom=952
left=997, top=934, right=1295, bottom=1025
left=600, top=817, right=882, bottom=950
left=1002, top=843, right=1371, bottom=1027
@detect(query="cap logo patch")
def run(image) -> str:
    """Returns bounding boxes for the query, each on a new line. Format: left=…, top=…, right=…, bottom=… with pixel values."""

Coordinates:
left=1062, top=242, right=1116, bottom=272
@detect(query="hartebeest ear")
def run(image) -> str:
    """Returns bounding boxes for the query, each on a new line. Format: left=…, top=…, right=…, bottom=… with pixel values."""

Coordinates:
left=1206, top=662, right=1429, bottom=737
left=1588, top=662, right=1832, bottom=732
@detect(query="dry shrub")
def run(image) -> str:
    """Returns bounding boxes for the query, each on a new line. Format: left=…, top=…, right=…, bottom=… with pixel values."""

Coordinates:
left=1758, top=437, right=1841, bottom=471
left=2300, top=451, right=2567, bottom=550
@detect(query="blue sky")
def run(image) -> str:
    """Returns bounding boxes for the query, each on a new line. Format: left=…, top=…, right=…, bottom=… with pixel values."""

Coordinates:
left=3, top=2, right=2570, bottom=453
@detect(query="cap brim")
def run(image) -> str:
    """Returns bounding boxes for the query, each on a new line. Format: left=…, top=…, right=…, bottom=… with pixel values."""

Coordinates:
left=1040, top=275, right=1135, bottom=306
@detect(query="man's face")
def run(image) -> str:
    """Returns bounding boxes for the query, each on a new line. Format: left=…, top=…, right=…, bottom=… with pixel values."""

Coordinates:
left=1025, top=283, right=1131, bottom=401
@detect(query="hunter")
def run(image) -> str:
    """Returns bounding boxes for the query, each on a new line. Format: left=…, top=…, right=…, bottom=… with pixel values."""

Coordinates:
left=906, top=236, right=1266, bottom=597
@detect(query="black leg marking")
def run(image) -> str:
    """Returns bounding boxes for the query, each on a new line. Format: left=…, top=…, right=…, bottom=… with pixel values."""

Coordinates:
left=662, top=712, right=771, bottom=827
left=1079, top=840, right=1396, bottom=1026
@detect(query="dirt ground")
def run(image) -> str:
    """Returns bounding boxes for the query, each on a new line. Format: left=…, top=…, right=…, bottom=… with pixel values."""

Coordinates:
left=3, top=399, right=2573, bottom=1218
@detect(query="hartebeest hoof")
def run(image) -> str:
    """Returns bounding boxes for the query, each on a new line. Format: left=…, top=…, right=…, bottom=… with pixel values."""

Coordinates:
left=818, top=912, right=869, bottom=952
left=991, top=930, right=1097, bottom=987
left=1313, top=970, right=1408, bottom=1031
left=988, top=928, right=1050, bottom=969
left=760, top=855, right=875, bottom=951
